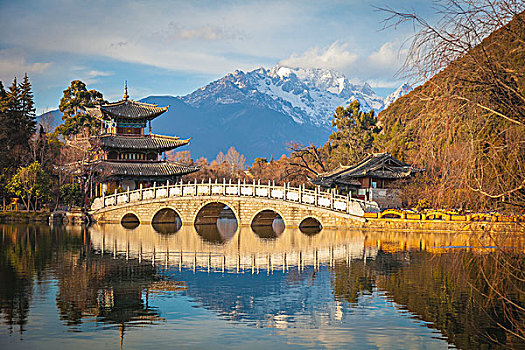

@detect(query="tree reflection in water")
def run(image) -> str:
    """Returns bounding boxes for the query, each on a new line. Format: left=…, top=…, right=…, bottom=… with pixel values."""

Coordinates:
left=0, top=224, right=165, bottom=341
left=0, top=224, right=523, bottom=349
left=331, top=245, right=525, bottom=349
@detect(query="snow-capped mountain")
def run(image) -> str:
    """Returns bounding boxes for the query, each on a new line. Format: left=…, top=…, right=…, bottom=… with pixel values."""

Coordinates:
left=40, top=67, right=412, bottom=161
left=183, top=65, right=385, bottom=128
left=384, top=83, right=413, bottom=107
left=144, top=66, right=413, bottom=161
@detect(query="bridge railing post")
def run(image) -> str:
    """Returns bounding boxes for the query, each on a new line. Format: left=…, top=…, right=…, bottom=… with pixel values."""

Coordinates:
left=139, top=184, right=143, bottom=201
left=102, top=191, right=105, bottom=208
left=268, top=180, right=271, bottom=198
left=283, top=182, right=287, bottom=201
left=223, top=178, right=226, bottom=195
left=238, top=178, right=241, bottom=195
left=195, top=178, right=198, bottom=196
left=314, top=186, right=318, bottom=207
left=330, top=189, right=334, bottom=210
left=346, top=193, right=350, bottom=214
left=127, top=187, right=130, bottom=203
left=299, top=184, right=302, bottom=204
left=153, top=182, right=157, bottom=199
left=253, top=179, right=256, bottom=197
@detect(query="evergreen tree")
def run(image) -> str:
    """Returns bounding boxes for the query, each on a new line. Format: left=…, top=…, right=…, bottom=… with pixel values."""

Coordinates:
left=327, top=100, right=379, bottom=168
left=4, top=78, right=23, bottom=166
left=19, top=73, right=37, bottom=139
left=0, top=75, right=38, bottom=170
left=0, top=81, right=6, bottom=103
left=57, top=80, right=104, bottom=137
left=0, top=81, right=8, bottom=169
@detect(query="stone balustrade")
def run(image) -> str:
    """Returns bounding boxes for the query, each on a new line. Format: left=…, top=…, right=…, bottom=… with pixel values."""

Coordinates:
left=91, top=179, right=380, bottom=216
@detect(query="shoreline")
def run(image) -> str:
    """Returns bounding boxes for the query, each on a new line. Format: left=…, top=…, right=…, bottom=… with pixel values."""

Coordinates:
left=0, top=211, right=50, bottom=223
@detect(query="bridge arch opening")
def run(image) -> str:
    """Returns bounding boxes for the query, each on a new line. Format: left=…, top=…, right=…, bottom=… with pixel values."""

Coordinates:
left=251, top=210, right=285, bottom=239
left=194, top=202, right=238, bottom=244
left=299, top=217, right=322, bottom=236
left=152, top=208, right=182, bottom=234
left=121, top=213, right=140, bottom=230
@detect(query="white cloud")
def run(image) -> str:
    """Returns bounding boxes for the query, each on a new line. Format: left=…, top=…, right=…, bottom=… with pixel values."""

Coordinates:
left=368, top=40, right=408, bottom=71
left=277, top=39, right=409, bottom=85
left=80, top=70, right=115, bottom=85
left=0, top=48, right=52, bottom=82
left=367, top=80, right=404, bottom=88
left=157, top=23, right=244, bottom=41
left=0, top=0, right=306, bottom=75
left=279, top=42, right=358, bottom=71
left=88, top=70, right=114, bottom=78
left=0, top=0, right=424, bottom=110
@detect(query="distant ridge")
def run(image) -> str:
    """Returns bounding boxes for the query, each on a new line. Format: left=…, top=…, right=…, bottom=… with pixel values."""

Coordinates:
left=38, top=66, right=412, bottom=161
left=148, top=65, right=410, bottom=161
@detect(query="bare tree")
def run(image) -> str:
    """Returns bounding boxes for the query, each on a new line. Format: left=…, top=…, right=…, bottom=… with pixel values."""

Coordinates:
left=288, top=142, right=328, bottom=177
left=379, top=0, right=525, bottom=210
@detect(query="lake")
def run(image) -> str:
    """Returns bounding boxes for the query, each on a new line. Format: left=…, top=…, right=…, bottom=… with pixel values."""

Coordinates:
left=0, top=222, right=524, bottom=349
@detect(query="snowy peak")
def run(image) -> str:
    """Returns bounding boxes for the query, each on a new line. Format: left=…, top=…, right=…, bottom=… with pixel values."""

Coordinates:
left=384, top=83, right=413, bottom=107
left=183, top=65, right=386, bottom=128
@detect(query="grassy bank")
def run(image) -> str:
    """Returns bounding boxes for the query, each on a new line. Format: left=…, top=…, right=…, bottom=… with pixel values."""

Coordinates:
left=0, top=211, right=50, bottom=223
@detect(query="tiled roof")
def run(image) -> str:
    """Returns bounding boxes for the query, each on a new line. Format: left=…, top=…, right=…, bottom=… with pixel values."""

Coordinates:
left=311, top=153, right=423, bottom=187
left=89, top=99, right=168, bottom=120
left=94, top=134, right=189, bottom=151
left=93, top=160, right=199, bottom=178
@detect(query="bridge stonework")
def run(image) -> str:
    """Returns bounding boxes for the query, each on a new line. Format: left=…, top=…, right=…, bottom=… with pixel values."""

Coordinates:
left=90, top=182, right=379, bottom=228
left=92, top=196, right=364, bottom=228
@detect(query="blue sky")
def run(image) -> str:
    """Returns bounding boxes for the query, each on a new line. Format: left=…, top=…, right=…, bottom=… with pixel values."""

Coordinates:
left=0, top=0, right=437, bottom=114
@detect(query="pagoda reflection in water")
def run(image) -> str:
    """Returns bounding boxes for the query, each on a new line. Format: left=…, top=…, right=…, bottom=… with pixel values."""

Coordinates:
left=1, top=223, right=523, bottom=349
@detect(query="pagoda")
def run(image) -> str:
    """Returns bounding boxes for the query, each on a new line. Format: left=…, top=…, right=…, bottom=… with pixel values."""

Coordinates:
left=85, top=82, right=198, bottom=196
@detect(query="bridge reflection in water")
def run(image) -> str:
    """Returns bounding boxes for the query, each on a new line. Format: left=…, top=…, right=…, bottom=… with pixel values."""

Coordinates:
left=2, top=223, right=523, bottom=349
left=90, top=223, right=376, bottom=272
left=89, top=222, right=521, bottom=273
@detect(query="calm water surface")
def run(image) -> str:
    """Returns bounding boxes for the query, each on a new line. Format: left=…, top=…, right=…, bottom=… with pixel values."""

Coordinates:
left=0, top=222, right=524, bottom=349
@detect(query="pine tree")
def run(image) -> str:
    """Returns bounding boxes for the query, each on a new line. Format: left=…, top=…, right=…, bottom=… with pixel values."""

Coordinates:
left=0, top=81, right=9, bottom=170
left=0, top=76, right=38, bottom=170
left=327, top=100, right=379, bottom=168
left=5, top=78, right=22, bottom=150
left=19, top=73, right=37, bottom=140
left=57, top=80, right=104, bottom=137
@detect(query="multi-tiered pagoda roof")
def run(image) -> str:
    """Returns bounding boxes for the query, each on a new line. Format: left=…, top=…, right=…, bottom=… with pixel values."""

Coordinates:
left=87, top=99, right=168, bottom=121
left=81, top=82, right=198, bottom=192
left=94, top=134, right=190, bottom=152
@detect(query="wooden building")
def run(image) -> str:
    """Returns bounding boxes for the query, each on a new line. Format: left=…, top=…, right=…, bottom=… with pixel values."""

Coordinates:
left=84, top=82, right=198, bottom=196
left=311, top=152, right=422, bottom=208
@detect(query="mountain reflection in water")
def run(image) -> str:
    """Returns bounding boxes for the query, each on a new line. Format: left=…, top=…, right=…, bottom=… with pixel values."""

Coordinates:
left=0, top=223, right=523, bottom=349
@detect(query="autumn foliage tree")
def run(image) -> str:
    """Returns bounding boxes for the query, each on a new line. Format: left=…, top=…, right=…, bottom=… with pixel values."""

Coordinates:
left=378, top=0, right=525, bottom=211
left=7, top=161, right=51, bottom=211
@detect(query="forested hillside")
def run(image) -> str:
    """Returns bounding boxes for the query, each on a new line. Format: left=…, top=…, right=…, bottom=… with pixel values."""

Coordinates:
left=377, top=9, right=525, bottom=211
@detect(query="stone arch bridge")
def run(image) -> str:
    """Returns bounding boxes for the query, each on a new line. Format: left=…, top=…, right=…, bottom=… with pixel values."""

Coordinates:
left=89, top=180, right=380, bottom=228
